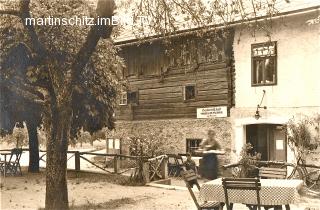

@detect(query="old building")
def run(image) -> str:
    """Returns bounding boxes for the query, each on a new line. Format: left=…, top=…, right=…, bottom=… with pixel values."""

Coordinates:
left=230, top=3, right=320, bottom=164
left=106, top=1, right=320, bottom=165
left=107, top=33, right=235, bottom=163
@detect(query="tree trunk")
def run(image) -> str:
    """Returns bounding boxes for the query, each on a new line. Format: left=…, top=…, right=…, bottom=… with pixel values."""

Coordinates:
left=27, top=121, right=40, bottom=172
left=45, top=104, right=71, bottom=210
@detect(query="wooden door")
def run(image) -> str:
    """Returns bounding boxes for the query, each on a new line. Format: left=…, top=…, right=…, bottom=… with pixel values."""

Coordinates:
left=270, top=125, right=286, bottom=161
left=246, top=124, right=286, bottom=161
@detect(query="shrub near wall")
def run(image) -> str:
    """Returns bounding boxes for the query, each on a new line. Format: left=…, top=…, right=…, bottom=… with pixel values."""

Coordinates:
left=105, top=118, right=232, bottom=165
left=287, top=114, right=320, bottom=165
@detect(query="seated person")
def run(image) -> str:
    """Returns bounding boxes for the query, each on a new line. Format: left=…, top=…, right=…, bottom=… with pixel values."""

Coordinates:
left=183, top=153, right=197, bottom=174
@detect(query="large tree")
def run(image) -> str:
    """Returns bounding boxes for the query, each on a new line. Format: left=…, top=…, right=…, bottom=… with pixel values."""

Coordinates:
left=0, top=0, right=123, bottom=209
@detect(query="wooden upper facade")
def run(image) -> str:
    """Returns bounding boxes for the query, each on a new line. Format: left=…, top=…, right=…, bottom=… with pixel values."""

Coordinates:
left=116, top=31, right=235, bottom=121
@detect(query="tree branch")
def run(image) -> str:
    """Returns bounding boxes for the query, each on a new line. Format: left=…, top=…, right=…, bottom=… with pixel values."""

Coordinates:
left=0, top=9, right=21, bottom=16
left=0, top=78, right=45, bottom=105
left=69, top=0, right=115, bottom=95
left=19, top=0, right=47, bottom=56
left=0, top=74, right=46, bottom=100
left=1, top=2, right=48, bottom=64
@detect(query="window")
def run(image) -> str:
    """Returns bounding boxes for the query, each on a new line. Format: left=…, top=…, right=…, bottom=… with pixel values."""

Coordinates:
left=119, top=92, right=127, bottom=105
left=251, top=42, right=277, bottom=86
left=119, top=91, right=138, bottom=105
left=186, top=138, right=202, bottom=154
left=128, top=91, right=138, bottom=104
left=183, top=84, right=196, bottom=100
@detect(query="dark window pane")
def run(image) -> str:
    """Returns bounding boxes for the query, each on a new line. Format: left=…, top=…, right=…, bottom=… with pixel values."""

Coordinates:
left=128, top=91, right=138, bottom=104
left=253, top=60, right=264, bottom=84
left=185, top=85, right=195, bottom=100
left=264, top=58, right=275, bottom=83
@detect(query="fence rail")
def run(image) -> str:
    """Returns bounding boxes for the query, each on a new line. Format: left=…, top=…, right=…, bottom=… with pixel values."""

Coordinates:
left=0, top=148, right=169, bottom=181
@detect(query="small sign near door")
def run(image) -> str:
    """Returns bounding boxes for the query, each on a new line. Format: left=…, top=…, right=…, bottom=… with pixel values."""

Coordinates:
left=197, top=106, right=227, bottom=118
left=276, top=139, right=284, bottom=150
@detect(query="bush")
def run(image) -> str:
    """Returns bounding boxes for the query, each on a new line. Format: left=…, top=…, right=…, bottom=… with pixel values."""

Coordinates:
left=286, top=114, right=320, bottom=161
left=237, top=143, right=261, bottom=178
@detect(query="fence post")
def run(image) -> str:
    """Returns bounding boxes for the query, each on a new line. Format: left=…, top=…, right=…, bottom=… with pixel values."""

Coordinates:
left=160, top=156, right=168, bottom=179
left=114, top=156, right=120, bottom=174
left=75, top=151, right=80, bottom=172
left=143, top=162, right=150, bottom=183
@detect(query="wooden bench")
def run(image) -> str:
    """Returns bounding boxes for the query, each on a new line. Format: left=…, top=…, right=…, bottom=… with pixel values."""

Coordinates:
left=259, top=167, right=287, bottom=179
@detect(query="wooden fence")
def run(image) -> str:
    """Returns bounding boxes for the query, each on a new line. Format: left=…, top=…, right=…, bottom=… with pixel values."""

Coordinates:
left=0, top=148, right=169, bottom=182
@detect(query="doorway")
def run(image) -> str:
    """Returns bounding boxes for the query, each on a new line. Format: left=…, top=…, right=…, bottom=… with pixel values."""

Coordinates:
left=246, top=124, right=286, bottom=161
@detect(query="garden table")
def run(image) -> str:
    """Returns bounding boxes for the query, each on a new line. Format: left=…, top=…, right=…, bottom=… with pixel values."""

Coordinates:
left=199, top=178, right=303, bottom=209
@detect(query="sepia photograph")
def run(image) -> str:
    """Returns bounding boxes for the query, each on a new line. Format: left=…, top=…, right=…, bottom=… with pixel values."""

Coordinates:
left=0, top=0, right=320, bottom=209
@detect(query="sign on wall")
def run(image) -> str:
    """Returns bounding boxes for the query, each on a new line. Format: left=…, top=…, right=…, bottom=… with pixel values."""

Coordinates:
left=197, top=106, right=228, bottom=118
left=276, top=139, right=284, bottom=150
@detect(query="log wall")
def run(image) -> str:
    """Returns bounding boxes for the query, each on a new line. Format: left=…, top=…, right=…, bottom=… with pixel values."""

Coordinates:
left=116, top=33, right=235, bottom=120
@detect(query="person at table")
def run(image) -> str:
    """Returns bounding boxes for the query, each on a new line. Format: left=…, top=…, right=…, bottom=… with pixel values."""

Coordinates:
left=183, top=153, right=197, bottom=174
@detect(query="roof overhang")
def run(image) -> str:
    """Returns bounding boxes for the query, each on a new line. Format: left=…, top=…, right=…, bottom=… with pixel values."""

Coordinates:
left=114, top=5, right=320, bottom=47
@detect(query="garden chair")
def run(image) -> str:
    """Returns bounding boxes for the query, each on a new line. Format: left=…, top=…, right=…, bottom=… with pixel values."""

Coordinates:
left=222, top=177, right=261, bottom=210
left=181, top=170, right=222, bottom=210
left=259, top=167, right=287, bottom=210
left=167, top=154, right=184, bottom=177
left=2, top=148, right=23, bottom=176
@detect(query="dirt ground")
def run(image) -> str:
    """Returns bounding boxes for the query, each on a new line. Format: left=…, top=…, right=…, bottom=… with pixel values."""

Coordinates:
left=1, top=169, right=320, bottom=210
left=1, top=169, right=196, bottom=210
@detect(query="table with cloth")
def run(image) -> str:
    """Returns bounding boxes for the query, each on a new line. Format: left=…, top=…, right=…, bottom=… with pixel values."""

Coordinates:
left=199, top=178, right=303, bottom=207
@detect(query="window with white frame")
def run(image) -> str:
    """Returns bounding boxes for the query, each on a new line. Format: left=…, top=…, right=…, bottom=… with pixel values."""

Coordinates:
left=186, top=138, right=202, bottom=154
left=183, top=84, right=196, bottom=101
left=251, top=41, right=277, bottom=86
left=119, top=92, right=127, bottom=105
left=119, top=91, right=139, bottom=105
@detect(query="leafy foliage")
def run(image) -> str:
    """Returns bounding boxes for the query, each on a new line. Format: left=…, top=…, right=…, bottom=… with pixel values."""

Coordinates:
left=70, top=40, right=125, bottom=139
left=0, top=1, right=121, bottom=208
left=234, top=143, right=261, bottom=178
left=110, top=125, right=173, bottom=184
left=0, top=0, right=125, bottom=140
left=0, top=123, right=29, bottom=147
left=129, top=0, right=288, bottom=39
left=286, top=114, right=320, bottom=160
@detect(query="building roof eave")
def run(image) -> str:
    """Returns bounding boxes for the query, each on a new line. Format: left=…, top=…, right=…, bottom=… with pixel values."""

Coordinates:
left=114, top=5, right=320, bottom=47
